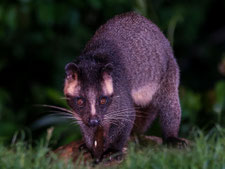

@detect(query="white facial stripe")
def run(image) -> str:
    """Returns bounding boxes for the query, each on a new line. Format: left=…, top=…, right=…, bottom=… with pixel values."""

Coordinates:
left=88, top=88, right=97, bottom=116
left=102, top=73, right=114, bottom=95
left=91, top=102, right=96, bottom=116
left=131, top=83, right=158, bottom=106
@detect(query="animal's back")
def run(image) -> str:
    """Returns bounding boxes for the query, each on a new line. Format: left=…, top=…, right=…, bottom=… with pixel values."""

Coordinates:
left=84, top=12, right=178, bottom=107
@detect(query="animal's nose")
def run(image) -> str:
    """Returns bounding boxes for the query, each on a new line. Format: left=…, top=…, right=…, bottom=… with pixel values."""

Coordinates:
left=88, top=116, right=100, bottom=127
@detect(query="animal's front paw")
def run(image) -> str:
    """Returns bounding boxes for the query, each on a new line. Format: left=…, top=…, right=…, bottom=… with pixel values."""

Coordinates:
left=164, top=137, right=188, bottom=148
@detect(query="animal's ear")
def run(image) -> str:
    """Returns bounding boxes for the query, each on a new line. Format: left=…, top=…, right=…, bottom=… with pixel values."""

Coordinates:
left=65, top=62, right=79, bottom=81
left=101, top=63, right=113, bottom=75
left=101, top=63, right=114, bottom=95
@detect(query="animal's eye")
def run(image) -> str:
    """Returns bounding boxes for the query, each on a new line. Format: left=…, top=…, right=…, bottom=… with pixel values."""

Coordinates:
left=99, top=96, right=108, bottom=105
left=76, top=97, right=85, bottom=107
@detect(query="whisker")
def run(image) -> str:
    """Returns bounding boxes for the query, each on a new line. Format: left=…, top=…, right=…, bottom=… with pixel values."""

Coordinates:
left=105, top=111, right=137, bottom=116
left=48, top=110, right=74, bottom=117
left=104, top=117, right=135, bottom=124
left=105, top=118, right=140, bottom=128
left=105, top=116, right=133, bottom=120
left=108, top=113, right=146, bottom=118
left=104, top=113, right=135, bottom=119
left=104, top=119, right=125, bottom=128
left=39, top=104, right=81, bottom=120
left=105, top=108, right=148, bottom=118
left=106, top=115, right=145, bottom=120
left=59, top=97, right=70, bottom=100
left=48, top=111, right=83, bottom=122
left=114, top=95, right=121, bottom=98
left=70, top=120, right=82, bottom=126
left=52, top=111, right=81, bottom=121
left=104, top=115, right=135, bottom=119
left=106, top=108, right=136, bottom=115
left=39, top=104, right=73, bottom=114
left=47, top=110, right=72, bottom=115
left=104, top=110, right=137, bottom=117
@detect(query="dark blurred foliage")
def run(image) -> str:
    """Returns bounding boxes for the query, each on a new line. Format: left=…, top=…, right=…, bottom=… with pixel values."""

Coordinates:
left=0, top=0, right=224, bottom=146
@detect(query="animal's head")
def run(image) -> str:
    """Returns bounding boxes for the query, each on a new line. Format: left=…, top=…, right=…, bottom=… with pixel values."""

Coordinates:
left=64, top=59, right=114, bottom=127
left=63, top=57, right=118, bottom=151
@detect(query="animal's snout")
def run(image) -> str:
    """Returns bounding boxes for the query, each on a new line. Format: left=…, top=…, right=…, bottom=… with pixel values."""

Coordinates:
left=88, top=116, right=100, bottom=127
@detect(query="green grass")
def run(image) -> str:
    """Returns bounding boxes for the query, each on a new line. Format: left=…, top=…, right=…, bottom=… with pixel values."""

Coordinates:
left=1, top=127, right=225, bottom=169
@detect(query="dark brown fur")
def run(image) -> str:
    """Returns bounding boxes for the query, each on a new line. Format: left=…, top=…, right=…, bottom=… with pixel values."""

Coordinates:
left=64, top=12, right=184, bottom=161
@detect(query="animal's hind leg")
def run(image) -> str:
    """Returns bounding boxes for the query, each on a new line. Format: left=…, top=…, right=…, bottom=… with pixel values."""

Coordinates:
left=157, top=90, right=187, bottom=146
left=132, top=103, right=158, bottom=134
left=153, top=56, right=187, bottom=146
left=157, top=90, right=181, bottom=139
left=156, top=78, right=186, bottom=146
